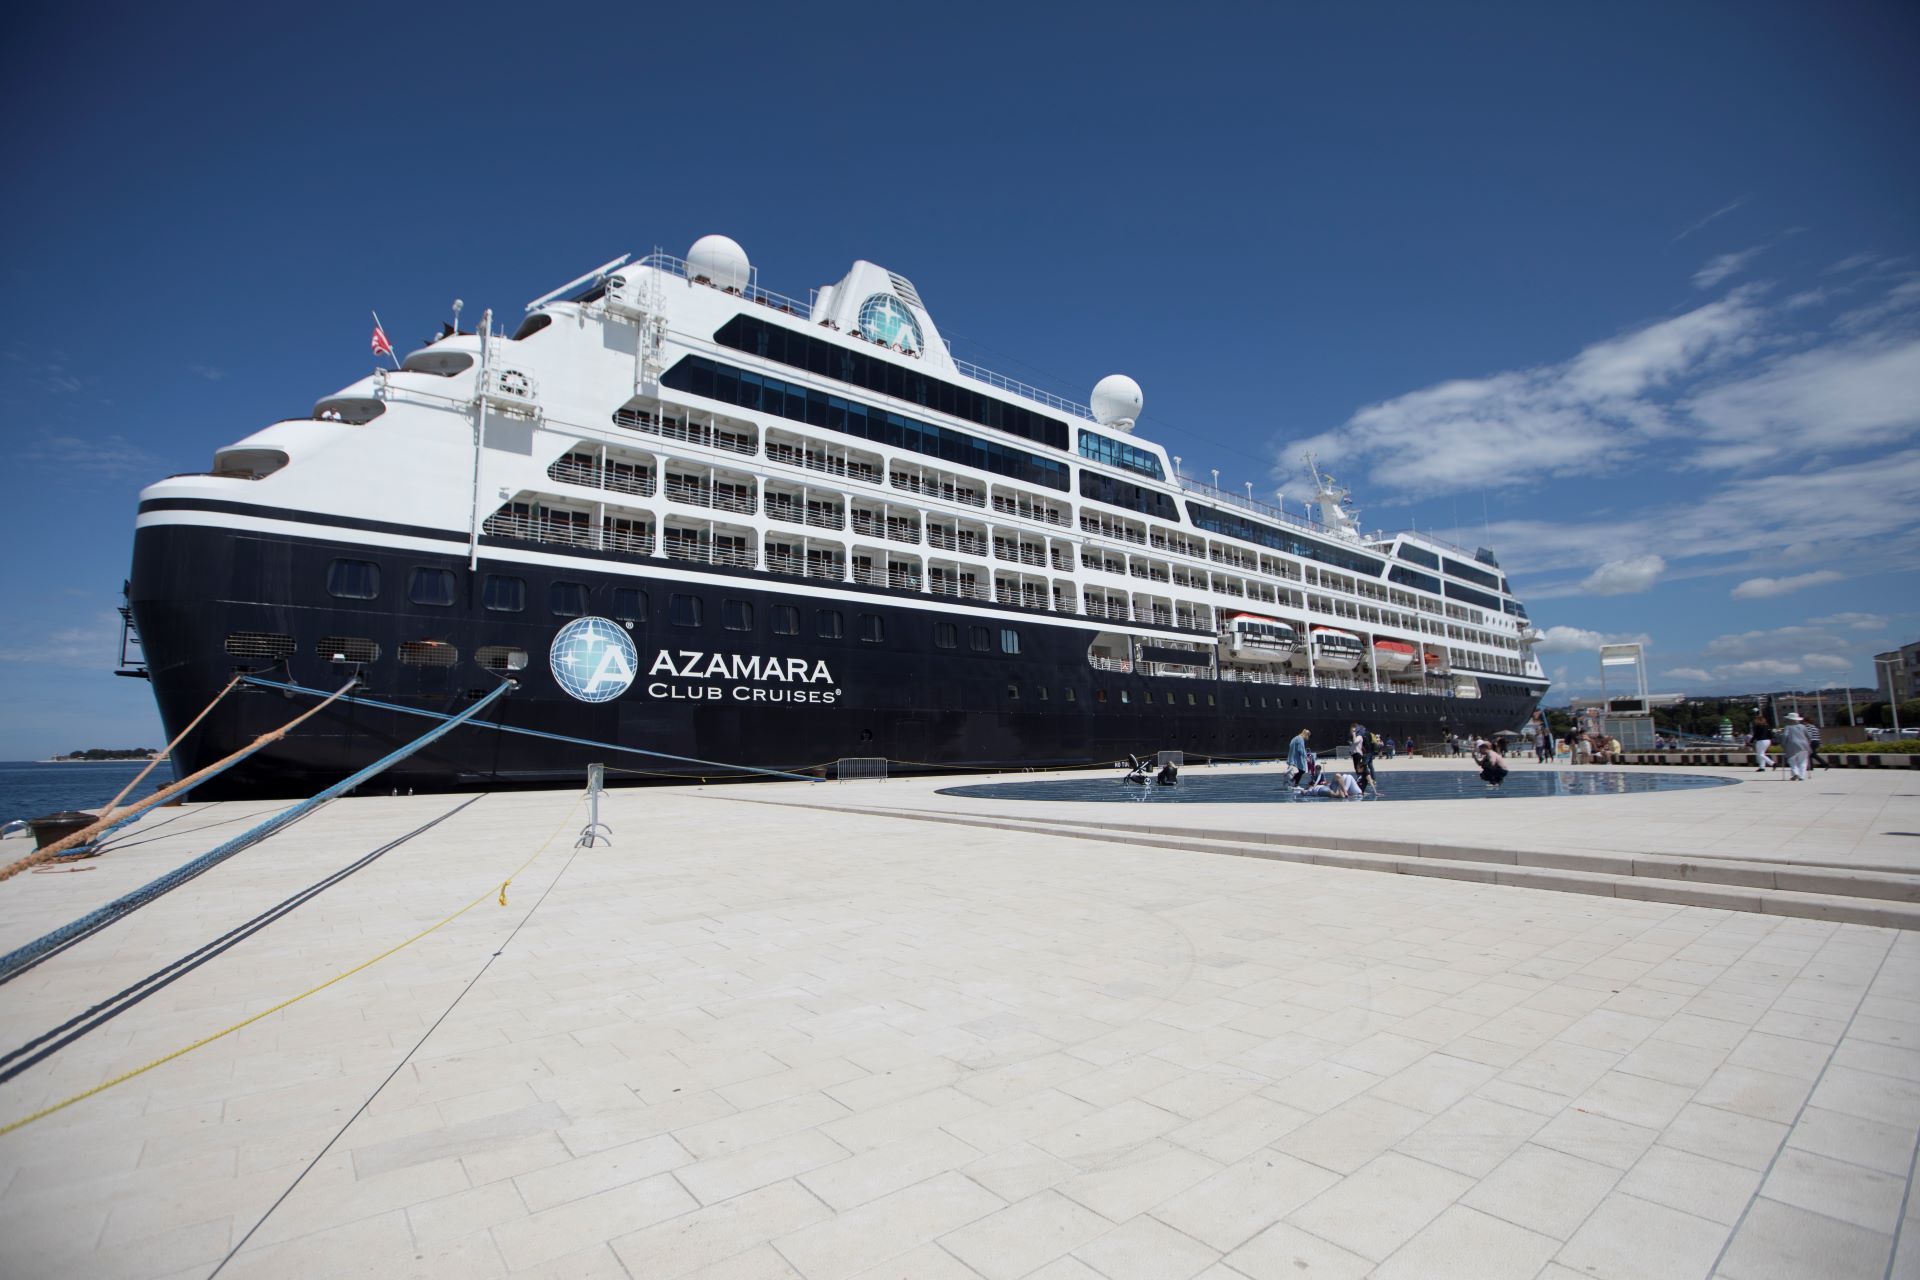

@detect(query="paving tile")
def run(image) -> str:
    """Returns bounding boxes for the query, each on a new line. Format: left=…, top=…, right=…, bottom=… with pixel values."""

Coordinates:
left=1054, top=1139, right=1219, bottom=1222
left=1220, top=1221, right=1373, bottom=1280
left=1529, top=1107, right=1660, bottom=1170
left=1461, top=1142, right=1620, bottom=1240
left=1715, top=1196, right=1894, bottom=1280
left=936, top=1189, right=1112, bottom=1280
left=1572, top=1071, right=1696, bottom=1130
left=608, top=1180, right=828, bottom=1279
left=1781, top=1104, right=1918, bottom=1176
left=1071, top=1214, right=1219, bottom=1280
left=1370, top=1203, right=1560, bottom=1280
left=1272, top=1094, right=1429, bottom=1174
left=1692, top=1064, right=1813, bottom=1125
left=1615, top=1145, right=1760, bottom=1225
left=960, top=1142, right=1077, bottom=1202
left=514, top=1133, right=692, bottom=1212
left=1148, top=1151, right=1335, bottom=1254
left=492, top=1173, right=695, bottom=1271
left=1808, top=1064, right=1920, bottom=1128
left=1759, top=1147, right=1906, bottom=1234
left=1656, top=1103, right=1789, bottom=1171
left=1393, top=1094, right=1547, bottom=1177
left=675, top=1130, right=848, bottom=1206
left=1163, top=1093, right=1310, bottom=1163
left=845, top=1241, right=981, bottom=1280
left=1283, top=1151, right=1471, bottom=1261
left=1552, top=1192, right=1728, bottom=1280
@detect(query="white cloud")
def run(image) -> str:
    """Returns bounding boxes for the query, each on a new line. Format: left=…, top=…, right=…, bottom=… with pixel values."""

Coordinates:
left=1674, top=197, right=1748, bottom=243
left=1280, top=288, right=1767, bottom=497
left=1705, top=625, right=1839, bottom=661
left=1665, top=667, right=1713, bottom=681
left=1721, top=658, right=1803, bottom=679
left=0, top=612, right=123, bottom=668
left=1730, top=570, right=1844, bottom=599
left=1533, top=625, right=1651, bottom=654
left=1579, top=554, right=1666, bottom=596
left=1693, top=246, right=1765, bottom=289
left=23, top=432, right=163, bottom=478
left=1686, top=334, right=1920, bottom=468
left=1811, top=611, right=1887, bottom=630
left=1802, top=654, right=1851, bottom=671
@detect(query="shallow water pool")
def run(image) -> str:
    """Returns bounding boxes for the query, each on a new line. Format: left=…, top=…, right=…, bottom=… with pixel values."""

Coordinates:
left=935, top=768, right=1735, bottom=804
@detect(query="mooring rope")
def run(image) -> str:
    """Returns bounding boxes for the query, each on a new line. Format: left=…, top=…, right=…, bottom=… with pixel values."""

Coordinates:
left=237, top=675, right=821, bottom=783
left=0, top=676, right=361, bottom=886
left=0, top=680, right=515, bottom=986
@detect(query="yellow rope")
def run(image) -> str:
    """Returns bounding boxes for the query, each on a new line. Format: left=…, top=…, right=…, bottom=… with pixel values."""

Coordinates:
left=0, top=796, right=583, bottom=1137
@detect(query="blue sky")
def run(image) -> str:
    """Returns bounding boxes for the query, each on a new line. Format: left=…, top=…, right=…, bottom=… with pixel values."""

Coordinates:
left=3, top=3, right=1917, bottom=756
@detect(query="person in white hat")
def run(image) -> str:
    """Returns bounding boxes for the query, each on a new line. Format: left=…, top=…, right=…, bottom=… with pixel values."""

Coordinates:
left=1779, top=712, right=1814, bottom=781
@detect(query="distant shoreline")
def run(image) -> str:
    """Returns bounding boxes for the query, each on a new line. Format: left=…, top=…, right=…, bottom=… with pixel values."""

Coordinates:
left=33, top=758, right=161, bottom=765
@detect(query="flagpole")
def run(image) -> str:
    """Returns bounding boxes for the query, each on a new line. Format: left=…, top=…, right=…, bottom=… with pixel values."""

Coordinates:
left=371, top=310, right=401, bottom=369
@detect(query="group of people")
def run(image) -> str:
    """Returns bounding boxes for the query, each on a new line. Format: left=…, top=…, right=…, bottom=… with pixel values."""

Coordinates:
left=1284, top=722, right=1391, bottom=799
left=1746, top=712, right=1829, bottom=781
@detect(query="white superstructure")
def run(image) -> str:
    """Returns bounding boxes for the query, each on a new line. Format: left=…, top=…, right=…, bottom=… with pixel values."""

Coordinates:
left=158, top=236, right=1547, bottom=700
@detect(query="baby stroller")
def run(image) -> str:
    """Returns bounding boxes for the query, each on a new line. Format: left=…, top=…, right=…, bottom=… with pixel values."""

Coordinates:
left=1121, top=754, right=1153, bottom=785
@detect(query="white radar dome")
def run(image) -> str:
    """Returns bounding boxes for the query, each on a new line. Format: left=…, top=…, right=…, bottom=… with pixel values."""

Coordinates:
left=686, top=234, right=751, bottom=291
left=1090, top=374, right=1143, bottom=431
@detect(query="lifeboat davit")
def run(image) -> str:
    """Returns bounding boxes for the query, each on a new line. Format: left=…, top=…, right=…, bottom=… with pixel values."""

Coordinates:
left=1221, top=613, right=1296, bottom=664
left=1310, top=626, right=1363, bottom=672
left=1372, top=639, right=1416, bottom=673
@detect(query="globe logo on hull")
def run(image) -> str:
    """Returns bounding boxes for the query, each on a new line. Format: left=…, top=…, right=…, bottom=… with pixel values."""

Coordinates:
left=549, top=617, right=638, bottom=703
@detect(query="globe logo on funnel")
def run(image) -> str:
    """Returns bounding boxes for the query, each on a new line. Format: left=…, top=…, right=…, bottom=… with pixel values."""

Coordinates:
left=549, top=617, right=638, bottom=703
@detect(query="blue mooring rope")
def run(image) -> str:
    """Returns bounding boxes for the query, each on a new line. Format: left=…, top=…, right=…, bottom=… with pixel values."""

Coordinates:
left=236, top=675, right=821, bottom=783
left=0, top=681, right=516, bottom=986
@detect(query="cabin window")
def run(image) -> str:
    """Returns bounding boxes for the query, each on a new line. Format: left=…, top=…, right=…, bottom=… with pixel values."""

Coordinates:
left=722, top=599, right=753, bottom=632
left=1120, top=690, right=1130, bottom=704
left=669, top=593, right=703, bottom=627
left=1007, top=683, right=1019, bottom=700
left=476, top=645, right=528, bottom=671
left=771, top=604, right=799, bottom=635
left=934, top=622, right=958, bottom=649
left=816, top=609, right=843, bottom=639
left=1066, top=687, right=1077, bottom=702
left=408, top=568, right=457, bottom=607
left=1096, top=689, right=1108, bottom=704
left=1143, top=691, right=1154, bottom=705
left=1187, top=693, right=1196, bottom=706
left=326, top=559, right=380, bottom=600
left=999, top=628, right=1020, bottom=655
left=859, top=613, right=884, bottom=643
left=612, top=587, right=648, bottom=622
left=484, top=575, right=526, bottom=613
left=969, top=626, right=990, bottom=653
left=550, top=582, right=589, bottom=617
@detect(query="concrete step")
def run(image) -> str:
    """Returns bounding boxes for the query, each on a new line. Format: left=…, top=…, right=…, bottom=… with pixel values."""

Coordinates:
left=763, top=800, right=1920, bottom=930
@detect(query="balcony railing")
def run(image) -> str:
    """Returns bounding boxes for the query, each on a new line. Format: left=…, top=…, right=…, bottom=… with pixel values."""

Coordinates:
left=664, top=537, right=755, bottom=569
left=765, top=497, right=846, bottom=530
left=891, top=471, right=985, bottom=507
left=768, top=442, right=881, bottom=485
left=613, top=407, right=755, bottom=456
left=664, top=476, right=755, bottom=514
left=928, top=528, right=988, bottom=555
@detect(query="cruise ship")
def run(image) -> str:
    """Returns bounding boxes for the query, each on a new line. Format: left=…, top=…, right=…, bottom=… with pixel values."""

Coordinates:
left=122, top=236, right=1548, bottom=796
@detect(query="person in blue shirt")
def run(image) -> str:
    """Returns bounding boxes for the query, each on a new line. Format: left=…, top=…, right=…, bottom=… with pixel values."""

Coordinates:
left=1286, top=728, right=1313, bottom=785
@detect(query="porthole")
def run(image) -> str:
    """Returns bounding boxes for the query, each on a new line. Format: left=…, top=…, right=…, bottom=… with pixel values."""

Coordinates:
left=224, top=631, right=295, bottom=660
left=317, top=636, right=380, bottom=663
left=398, top=640, right=458, bottom=667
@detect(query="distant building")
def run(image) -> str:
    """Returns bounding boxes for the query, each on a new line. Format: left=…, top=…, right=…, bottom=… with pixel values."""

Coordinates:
left=1875, top=640, right=1920, bottom=703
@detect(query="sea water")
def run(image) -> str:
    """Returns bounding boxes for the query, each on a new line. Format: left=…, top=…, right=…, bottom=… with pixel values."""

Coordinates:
left=0, top=760, right=177, bottom=823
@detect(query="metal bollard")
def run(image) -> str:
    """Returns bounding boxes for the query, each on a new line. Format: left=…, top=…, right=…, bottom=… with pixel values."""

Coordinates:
left=576, top=763, right=612, bottom=848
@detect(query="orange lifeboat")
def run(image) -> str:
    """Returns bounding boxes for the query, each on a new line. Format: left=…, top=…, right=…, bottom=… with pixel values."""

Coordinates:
left=1372, top=639, right=1416, bottom=673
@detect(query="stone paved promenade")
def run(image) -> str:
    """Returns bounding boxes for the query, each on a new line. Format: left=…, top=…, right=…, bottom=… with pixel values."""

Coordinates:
left=0, top=764, right=1915, bottom=1279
